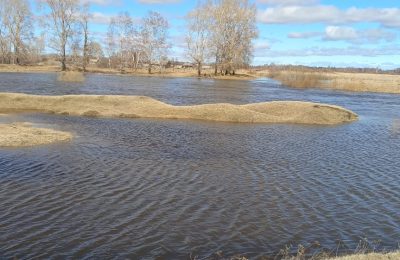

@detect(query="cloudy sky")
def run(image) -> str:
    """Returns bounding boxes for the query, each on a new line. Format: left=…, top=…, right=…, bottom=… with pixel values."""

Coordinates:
left=31, top=0, right=400, bottom=69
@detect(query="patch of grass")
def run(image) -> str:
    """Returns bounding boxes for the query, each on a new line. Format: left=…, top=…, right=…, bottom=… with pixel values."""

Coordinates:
left=189, top=239, right=399, bottom=260
left=265, top=70, right=400, bottom=94
left=267, top=70, right=329, bottom=89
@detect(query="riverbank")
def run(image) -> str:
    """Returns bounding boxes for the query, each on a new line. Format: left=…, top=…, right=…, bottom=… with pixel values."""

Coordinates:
left=259, top=70, right=400, bottom=94
left=2, top=64, right=398, bottom=93
left=0, top=93, right=358, bottom=125
left=0, top=122, right=72, bottom=147
left=0, top=64, right=256, bottom=81
left=0, top=64, right=60, bottom=73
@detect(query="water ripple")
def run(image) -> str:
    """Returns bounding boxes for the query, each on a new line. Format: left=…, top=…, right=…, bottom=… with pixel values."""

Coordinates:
left=0, top=74, right=399, bottom=258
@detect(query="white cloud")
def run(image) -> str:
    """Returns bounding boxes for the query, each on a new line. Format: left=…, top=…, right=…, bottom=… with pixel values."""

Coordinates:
left=325, top=26, right=358, bottom=41
left=324, top=26, right=397, bottom=43
left=258, top=5, right=342, bottom=24
left=257, top=0, right=318, bottom=6
left=360, top=28, right=397, bottom=43
left=257, top=5, right=400, bottom=27
left=288, top=26, right=396, bottom=43
left=256, top=45, right=400, bottom=58
left=80, top=0, right=119, bottom=5
left=89, top=12, right=114, bottom=24
left=288, top=31, right=322, bottom=39
left=137, top=0, right=181, bottom=4
left=254, top=40, right=271, bottom=51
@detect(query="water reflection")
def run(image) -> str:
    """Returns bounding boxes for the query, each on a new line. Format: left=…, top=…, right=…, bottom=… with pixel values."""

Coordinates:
left=391, top=119, right=400, bottom=136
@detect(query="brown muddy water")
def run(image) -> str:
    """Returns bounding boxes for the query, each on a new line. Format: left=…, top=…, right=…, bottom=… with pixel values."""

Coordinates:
left=0, top=73, right=399, bottom=259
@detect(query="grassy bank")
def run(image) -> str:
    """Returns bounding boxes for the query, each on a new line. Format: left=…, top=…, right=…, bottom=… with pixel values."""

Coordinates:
left=0, top=93, right=357, bottom=125
left=0, top=64, right=256, bottom=81
left=328, top=251, right=400, bottom=260
left=260, top=70, right=400, bottom=94
left=0, top=64, right=60, bottom=73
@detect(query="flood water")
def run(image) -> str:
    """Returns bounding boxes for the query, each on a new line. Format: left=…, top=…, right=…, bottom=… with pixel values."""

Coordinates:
left=0, top=73, right=399, bottom=259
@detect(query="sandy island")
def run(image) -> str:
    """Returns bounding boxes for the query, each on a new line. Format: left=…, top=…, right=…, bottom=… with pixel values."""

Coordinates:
left=0, top=122, right=72, bottom=147
left=0, top=93, right=357, bottom=125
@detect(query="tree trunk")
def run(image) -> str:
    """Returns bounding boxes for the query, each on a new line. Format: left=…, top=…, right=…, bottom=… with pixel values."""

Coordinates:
left=14, top=45, right=20, bottom=65
left=197, top=62, right=202, bottom=77
left=82, top=40, right=88, bottom=72
left=133, top=52, right=137, bottom=70
left=61, top=58, right=66, bottom=71
left=61, top=44, right=67, bottom=71
left=148, top=64, right=152, bottom=74
left=214, top=52, right=218, bottom=76
left=136, top=53, right=140, bottom=71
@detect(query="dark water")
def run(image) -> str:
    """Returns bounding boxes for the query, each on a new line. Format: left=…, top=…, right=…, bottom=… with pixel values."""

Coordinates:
left=0, top=73, right=399, bottom=259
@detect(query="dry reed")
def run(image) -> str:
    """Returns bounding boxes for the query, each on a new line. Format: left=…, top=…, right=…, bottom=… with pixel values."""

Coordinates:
left=264, top=70, right=400, bottom=94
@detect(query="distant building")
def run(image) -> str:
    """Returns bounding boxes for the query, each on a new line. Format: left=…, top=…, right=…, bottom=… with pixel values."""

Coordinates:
left=182, top=63, right=194, bottom=69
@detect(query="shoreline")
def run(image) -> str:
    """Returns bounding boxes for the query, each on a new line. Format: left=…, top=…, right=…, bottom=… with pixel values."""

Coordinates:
left=1, top=65, right=400, bottom=94
left=328, top=251, right=400, bottom=260
left=0, top=122, right=72, bottom=147
left=0, top=93, right=358, bottom=125
left=0, top=65, right=257, bottom=81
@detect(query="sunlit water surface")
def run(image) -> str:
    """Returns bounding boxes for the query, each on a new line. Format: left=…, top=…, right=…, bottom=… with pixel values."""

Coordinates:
left=0, top=73, right=399, bottom=259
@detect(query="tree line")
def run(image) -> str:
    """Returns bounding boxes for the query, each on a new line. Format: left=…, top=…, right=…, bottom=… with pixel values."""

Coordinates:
left=0, top=0, right=258, bottom=75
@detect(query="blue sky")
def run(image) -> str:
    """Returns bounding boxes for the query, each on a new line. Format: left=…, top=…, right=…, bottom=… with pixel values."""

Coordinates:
left=31, top=0, right=400, bottom=69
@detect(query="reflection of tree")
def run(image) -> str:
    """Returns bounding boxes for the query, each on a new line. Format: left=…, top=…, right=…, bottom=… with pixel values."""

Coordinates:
left=391, top=119, right=400, bottom=136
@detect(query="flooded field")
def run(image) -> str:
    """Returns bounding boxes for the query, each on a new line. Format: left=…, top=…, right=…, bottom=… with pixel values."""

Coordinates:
left=0, top=73, right=399, bottom=258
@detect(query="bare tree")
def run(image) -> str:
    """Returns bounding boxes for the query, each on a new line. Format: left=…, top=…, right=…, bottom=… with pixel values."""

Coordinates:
left=106, top=18, right=117, bottom=69
left=0, top=0, right=32, bottom=65
left=210, top=0, right=258, bottom=75
left=39, top=0, right=80, bottom=71
left=0, top=1, right=9, bottom=64
left=30, top=33, right=46, bottom=64
left=87, top=41, right=104, bottom=62
left=141, top=11, right=169, bottom=74
left=79, top=3, right=91, bottom=72
left=0, top=28, right=9, bottom=64
left=107, top=12, right=136, bottom=72
left=185, top=1, right=211, bottom=76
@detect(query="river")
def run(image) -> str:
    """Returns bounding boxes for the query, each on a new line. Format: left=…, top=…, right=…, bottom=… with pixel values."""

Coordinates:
left=0, top=72, right=399, bottom=259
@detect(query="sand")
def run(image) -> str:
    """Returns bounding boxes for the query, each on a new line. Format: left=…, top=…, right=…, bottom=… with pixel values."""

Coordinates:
left=0, top=122, right=72, bottom=147
left=327, top=251, right=400, bottom=260
left=0, top=93, right=358, bottom=125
